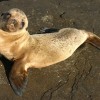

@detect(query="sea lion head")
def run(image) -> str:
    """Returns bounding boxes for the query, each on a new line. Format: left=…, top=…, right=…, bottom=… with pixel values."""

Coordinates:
left=1, top=8, right=28, bottom=32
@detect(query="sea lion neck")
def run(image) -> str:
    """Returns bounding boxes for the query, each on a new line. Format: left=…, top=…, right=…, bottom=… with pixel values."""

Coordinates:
left=0, top=29, right=30, bottom=41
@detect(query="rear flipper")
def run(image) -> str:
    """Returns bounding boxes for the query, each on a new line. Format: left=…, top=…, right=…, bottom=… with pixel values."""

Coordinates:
left=87, top=32, right=100, bottom=49
left=9, top=61, right=28, bottom=96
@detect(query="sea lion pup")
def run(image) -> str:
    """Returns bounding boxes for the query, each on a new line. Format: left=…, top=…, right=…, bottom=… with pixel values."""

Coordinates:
left=0, top=8, right=100, bottom=96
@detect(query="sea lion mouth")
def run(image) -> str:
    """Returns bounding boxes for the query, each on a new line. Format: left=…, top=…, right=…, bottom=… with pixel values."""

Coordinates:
left=0, top=12, right=12, bottom=31
left=1, top=12, right=11, bottom=21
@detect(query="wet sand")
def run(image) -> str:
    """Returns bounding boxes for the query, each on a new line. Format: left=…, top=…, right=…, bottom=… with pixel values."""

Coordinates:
left=0, top=0, right=100, bottom=100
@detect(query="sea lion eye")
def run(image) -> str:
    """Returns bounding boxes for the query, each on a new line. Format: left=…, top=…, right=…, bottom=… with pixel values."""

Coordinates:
left=20, top=21, right=25, bottom=29
left=22, top=21, right=25, bottom=27
left=1, top=12, right=11, bottom=20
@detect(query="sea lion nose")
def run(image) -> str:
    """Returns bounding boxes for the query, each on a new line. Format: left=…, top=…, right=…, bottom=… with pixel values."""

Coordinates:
left=1, top=12, right=11, bottom=20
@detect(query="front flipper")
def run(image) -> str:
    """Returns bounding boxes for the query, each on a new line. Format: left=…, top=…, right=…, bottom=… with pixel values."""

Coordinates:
left=9, top=61, right=28, bottom=96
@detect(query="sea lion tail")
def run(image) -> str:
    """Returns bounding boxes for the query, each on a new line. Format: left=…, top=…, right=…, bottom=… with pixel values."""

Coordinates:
left=87, top=32, right=100, bottom=49
left=9, top=61, right=28, bottom=96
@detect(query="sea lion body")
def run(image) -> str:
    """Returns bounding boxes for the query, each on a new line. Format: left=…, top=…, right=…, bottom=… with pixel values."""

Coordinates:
left=0, top=8, right=100, bottom=96
left=0, top=28, right=89, bottom=68
left=25, top=28, right=88, bottom=68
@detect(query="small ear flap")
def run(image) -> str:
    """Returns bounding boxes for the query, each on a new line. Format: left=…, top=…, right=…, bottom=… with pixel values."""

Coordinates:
left=9, top=62, right=28, bottom=96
